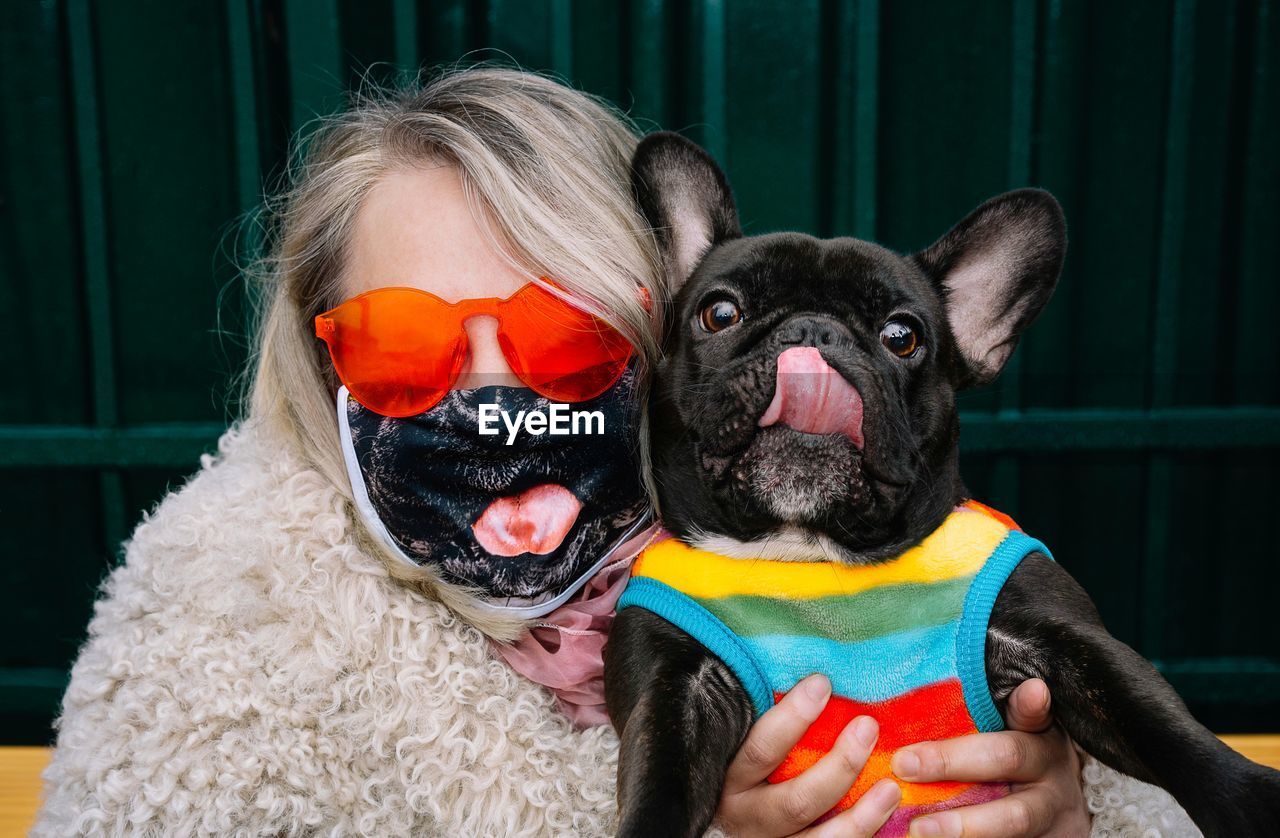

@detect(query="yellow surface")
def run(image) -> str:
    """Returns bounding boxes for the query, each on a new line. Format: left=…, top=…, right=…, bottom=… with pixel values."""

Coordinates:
left=2, top=738, right=1278, bottom=833
left=1220, top=735, right=1280, bottom=773
left=1, top=747, right=52, bottom=837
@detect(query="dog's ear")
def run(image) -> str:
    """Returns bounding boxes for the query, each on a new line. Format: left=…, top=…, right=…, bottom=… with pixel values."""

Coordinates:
left=914, top=188, right=1066, bottom=387
left=631, top=131, right=741, bottom=293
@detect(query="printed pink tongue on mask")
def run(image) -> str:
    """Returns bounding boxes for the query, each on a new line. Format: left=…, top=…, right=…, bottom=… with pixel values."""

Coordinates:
left=472, top=484, right=584, bottom=557
left=758, top=346, right=865, bottom=448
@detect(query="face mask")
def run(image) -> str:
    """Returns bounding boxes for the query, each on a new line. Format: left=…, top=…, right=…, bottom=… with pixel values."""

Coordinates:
left=336, top=362, right=651, bottom=618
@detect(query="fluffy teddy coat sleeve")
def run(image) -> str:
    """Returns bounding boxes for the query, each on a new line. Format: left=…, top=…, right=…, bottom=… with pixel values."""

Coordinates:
left=30, top=421, right=1200, bottom=837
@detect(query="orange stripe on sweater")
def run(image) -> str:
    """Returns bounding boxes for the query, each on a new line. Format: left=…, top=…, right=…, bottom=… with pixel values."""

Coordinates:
left=963, top=498, right=1021, bottom=531
left=767, top=679, right=981, bottom=812
left=777, top=748, right=978, bottom=809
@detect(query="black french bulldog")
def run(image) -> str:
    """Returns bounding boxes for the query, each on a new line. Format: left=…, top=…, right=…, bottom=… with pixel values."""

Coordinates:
left=602, top=131, right=1280, bottom=837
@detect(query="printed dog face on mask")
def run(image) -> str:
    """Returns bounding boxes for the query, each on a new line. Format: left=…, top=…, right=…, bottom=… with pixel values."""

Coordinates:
left=340, top=362, right=649, bottom=601
left=638, top=133, right=1065, bottom=562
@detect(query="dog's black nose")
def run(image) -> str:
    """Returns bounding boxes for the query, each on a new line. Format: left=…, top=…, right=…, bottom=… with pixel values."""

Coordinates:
left=775, top=314, right=854, bottom=349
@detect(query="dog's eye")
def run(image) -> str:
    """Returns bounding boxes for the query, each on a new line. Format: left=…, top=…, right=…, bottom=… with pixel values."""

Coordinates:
left=699, top=299, right=742, bottom=333
left=880, top=319, right=920, bottom=358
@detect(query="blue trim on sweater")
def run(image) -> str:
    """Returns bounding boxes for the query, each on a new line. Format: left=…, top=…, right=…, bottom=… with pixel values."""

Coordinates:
left=617, top=576, right=776, bottom=716
left=954, top=531, right=1054, bottom=733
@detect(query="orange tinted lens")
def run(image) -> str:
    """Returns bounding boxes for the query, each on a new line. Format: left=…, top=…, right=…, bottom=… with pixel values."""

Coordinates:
left=316, top=288, right=463, bottom=417
left=498, top=284, right=634, bottom=402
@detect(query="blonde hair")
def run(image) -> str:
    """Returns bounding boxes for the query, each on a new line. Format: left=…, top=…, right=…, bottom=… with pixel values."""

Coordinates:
left=237, top=63, right=664, bottom=640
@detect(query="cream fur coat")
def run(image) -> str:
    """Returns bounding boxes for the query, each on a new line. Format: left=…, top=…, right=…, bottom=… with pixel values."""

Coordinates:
left=32, top=420, right=1199, bottom=837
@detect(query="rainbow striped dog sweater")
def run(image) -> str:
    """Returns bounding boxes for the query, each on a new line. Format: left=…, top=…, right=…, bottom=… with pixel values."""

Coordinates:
left=615, top=500, right=1052, bottom=835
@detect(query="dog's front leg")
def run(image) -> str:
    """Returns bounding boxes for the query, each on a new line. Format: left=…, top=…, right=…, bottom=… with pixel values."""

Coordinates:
left=986, top=554, right=1280, bottom=837
left=604, top=606, right=755, bottom=838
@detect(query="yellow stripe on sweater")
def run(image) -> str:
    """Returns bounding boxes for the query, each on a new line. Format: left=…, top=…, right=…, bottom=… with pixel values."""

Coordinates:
left=633, top=505, right=1010, bottom=600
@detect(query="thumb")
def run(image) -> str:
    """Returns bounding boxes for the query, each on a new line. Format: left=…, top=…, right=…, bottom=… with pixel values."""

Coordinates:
left=1005, top=678, right=1054, bottom=733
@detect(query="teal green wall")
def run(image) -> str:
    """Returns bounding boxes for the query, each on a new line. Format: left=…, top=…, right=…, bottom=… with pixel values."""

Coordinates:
left=1, top=0, right=1277, bottom=744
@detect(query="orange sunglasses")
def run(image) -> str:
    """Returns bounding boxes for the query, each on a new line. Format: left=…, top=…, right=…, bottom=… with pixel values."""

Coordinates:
left=315, top=279, right=637, bottom=418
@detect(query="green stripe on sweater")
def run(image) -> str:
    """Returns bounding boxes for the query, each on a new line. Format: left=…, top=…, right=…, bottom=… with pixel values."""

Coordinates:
left=693, top=574, right=976, bottom=644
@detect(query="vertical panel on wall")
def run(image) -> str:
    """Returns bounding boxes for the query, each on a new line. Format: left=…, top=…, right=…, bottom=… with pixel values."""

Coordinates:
left=1062, top=3, right=1170, bottom=412
left=66, top=0, right=127, bottom=572
left=1172, top=3, right=1240, bottom=409
left=393, top=0, right=419, bottom=72
left=722, top=0, right=821, bottom=234
left=419, top=0, right=475, bottom=71
left=626, top=0, right=676, bottom=130
left=1163, top=0, right=1280, bottom=730
left=823, top=0, right=879, bottom=242
left=339, top=0, right=397, bottom=92
left=285, top=0, right=344, bottom=133
left=0, top=0, right=119, bottom=745
left=699, top=0, right=727, bottom=165
left=97, top=2, right=243, bottom=425
left=1, top=3, right=101, bottom=744
left=0, top=1, right=91, bottom=426
left=550, top=0, right=573, bottom=80
left=877, top=0, right=1014, bottom=253
left=484, top=0, right=554, bottom=71
left=228, top=0, right=265, bottom=238
left=1232, top=0, right=1279, bottom=406
left=987, top=0, right=1040, bottom=515
left=1018, top=0, right=1174, bottom=651
left=570, top=2, right=627, bottom=108
left=1021, top=0, right=1081, bottom=412
left=1221, top=0, right=1280, bottom=720
left=1141, top=0, right=1197, bottom=661
left=224, top=0, right=268, bottom=415
left=66, top=0, right=115, bottom=431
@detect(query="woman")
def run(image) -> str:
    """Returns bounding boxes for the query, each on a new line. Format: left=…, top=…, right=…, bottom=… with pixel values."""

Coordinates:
left=32, top=65, right=1186, bottom=837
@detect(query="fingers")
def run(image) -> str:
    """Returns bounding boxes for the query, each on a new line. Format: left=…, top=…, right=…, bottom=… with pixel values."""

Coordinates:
left=794, top=780, right=902, bottom=838
left=891, top=727, right=1065, bottom=785
left=906, top=786, right=1056, bottom=838
left=1004, top=678, right=1053, bottom=733
left=756, top=714, right=881, bottom=830
left=718, top=711, right=886, bottom=837
left=724, top=674, right=833, bottom=794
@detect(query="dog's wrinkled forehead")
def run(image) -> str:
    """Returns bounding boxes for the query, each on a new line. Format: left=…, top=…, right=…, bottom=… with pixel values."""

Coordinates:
left=682, top=233, right=944, bottom=330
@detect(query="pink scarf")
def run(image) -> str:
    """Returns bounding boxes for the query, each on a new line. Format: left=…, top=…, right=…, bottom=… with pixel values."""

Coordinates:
left=489, top=524, right=664, bottom=728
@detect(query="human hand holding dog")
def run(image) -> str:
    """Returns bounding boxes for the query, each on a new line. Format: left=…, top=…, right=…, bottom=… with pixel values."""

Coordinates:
left=713, top=673, right=903, bottom=837
left=890, top=678, right=1090, bottom=837
left=712, top=676, right=1086, bottom=837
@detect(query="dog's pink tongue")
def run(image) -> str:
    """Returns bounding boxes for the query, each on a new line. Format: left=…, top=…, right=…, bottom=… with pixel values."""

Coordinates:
left=472, top=484, right=583, bottom=557
left=758, top=346, right=865, bottom=448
